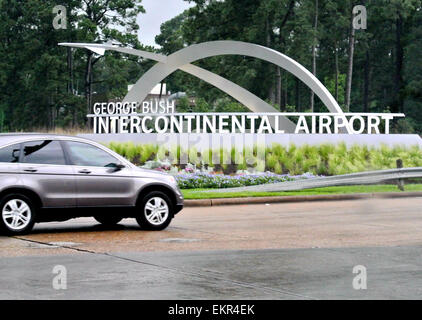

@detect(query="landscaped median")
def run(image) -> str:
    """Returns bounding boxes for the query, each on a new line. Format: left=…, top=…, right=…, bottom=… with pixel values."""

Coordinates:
left=182, top=184, right=422, bottom=207
left=104, top=142, right=422, bottom=206
left=107, top=142, right=422, bottom=176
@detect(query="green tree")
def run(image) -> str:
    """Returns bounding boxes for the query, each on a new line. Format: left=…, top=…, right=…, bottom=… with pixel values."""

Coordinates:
left=75, top=0, right=144, bottom=121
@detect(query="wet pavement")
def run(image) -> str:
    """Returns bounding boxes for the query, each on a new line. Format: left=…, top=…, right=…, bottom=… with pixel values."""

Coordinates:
left=1, top=197, right=422, bottom=299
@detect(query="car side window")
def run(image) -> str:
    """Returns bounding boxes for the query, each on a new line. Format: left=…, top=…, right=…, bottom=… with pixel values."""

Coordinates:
left=22, top=140, right=66, bottom=165
left=0, top=143, right=21, bottom=163
left=65, top=141, right=119, bottom=167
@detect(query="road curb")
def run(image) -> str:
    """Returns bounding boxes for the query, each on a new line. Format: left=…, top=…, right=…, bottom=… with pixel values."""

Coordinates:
left=184, top=191, right=422, bottom=207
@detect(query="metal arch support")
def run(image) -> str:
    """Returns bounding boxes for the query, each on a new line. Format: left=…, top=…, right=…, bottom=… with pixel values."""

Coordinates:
left=124, top=41, right=342, bottom=111
left=178, top=64, right=296, bottom=132
left=59, top=42, right=167, bottom=62
left=59, top=41, right=350, bottom=133
left=59, top=42, right=296, bottom=132
left=123, top=41, right=351, bottom=133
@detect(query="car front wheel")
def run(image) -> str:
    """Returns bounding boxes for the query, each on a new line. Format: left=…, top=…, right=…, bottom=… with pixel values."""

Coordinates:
left=136, top=191, right=173, bottom=231
left=0, top=194, right=36, bottom=235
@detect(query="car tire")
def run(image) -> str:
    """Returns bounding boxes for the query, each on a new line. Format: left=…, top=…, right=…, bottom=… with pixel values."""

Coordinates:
left=136, top=191, right=173, bottom=231
left=94, top=215, right=123, bottom=226
left=0, top=193, right=37, bottom=235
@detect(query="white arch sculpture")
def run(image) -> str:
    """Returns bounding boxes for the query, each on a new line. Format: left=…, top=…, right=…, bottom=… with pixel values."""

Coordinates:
left=59, top=41, right=350, bottom=133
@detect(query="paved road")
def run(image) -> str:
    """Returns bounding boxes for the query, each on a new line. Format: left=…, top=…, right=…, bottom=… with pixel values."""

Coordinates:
left=0, top=197, right=421, bottom=299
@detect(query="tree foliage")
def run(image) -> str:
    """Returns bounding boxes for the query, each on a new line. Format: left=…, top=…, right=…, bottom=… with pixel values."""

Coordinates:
left=0, top=0, right=421, bottom=134
left=0, top=0, right=147, bottom=130
left=157, top=0, right=422, bottom=132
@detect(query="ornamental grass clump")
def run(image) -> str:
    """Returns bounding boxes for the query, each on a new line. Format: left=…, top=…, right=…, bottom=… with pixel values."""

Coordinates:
left=106, top=142, right=422, bottom=176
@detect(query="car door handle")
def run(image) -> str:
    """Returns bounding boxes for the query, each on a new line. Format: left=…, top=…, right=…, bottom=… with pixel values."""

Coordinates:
left=23, top=167, right=38, bottom=173
left=78, top=169, right=91, bottom=174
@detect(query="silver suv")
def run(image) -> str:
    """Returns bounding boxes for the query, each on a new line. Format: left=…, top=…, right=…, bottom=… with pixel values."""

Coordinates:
left=0, top=134, right=183, bottom=235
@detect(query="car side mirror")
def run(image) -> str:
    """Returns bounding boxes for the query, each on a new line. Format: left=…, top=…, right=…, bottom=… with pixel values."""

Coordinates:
left=115, top=163, right=125, bottom=170
left=108, top=163, right=125, bottom=172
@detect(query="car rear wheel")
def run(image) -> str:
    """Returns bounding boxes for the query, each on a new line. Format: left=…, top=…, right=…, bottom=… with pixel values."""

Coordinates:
left=94, top=215, right=123, bottom=226
left=0, top=194, right=36, bottom=235
left=136, top=191, right=173, bottom=231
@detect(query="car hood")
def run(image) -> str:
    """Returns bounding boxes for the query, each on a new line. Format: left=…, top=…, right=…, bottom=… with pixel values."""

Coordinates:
left=130, top=166, right=173, bottom=180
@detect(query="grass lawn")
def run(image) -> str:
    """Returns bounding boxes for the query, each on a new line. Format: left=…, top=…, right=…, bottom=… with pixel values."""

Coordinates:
left=181, top=184, right=422, bottom=199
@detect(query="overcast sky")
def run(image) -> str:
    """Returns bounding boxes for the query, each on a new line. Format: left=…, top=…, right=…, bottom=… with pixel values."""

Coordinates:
left=136, top=0, right=194, bottom=47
